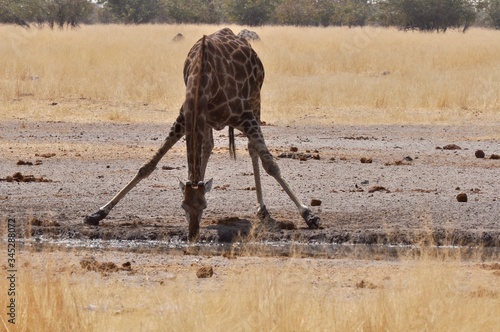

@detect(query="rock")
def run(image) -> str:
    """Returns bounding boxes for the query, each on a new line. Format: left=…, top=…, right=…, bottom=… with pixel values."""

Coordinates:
left=456, top=193, right=468, bottom=202
left=310, top=199, right=322, bottom=206
left=196, top=266, right=213, bottom=278
left=490, top=154, right=500, bottom=160
left=172, top=33, right=184, bottom=42
left=360, top=157, right=373, bottom=164
left=290, top=146, right=298, bottom=152
left=475, top=150, right=485, bottom=158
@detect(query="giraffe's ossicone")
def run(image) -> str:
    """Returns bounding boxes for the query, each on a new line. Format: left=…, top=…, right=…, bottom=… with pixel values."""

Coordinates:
left=85, top=28, right=321, bottom=242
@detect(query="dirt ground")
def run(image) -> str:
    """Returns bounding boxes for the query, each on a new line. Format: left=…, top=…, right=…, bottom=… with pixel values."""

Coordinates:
left=1, top=119, right=499, bottom=249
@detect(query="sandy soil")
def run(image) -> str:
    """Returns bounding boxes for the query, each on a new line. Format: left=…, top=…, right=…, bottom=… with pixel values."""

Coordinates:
left=1, top=119, right=499, bottom=248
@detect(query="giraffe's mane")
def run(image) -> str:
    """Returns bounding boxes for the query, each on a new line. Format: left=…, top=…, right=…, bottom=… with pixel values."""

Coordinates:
left=190, top=34, right=207, bottom=183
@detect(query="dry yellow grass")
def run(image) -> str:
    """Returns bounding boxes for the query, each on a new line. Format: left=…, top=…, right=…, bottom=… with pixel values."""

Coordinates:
left=1, top=24, right=499, bottom=125
left=0, top=248, right=498, bottom=331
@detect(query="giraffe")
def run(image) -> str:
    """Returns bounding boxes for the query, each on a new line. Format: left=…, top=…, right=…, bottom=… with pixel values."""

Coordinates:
left=237, top=29, right=260, bottom=41
left=84, top=28, right=321, bottom=241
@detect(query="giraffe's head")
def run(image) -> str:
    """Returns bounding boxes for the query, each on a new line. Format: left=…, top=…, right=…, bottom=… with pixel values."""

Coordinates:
left=179, top=179, right=213, bottom=242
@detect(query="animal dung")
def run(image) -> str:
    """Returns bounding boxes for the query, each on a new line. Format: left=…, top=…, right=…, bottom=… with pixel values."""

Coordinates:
left=1, top=172, right=52, bottom=183
left=368, top=186, right=390, bottom=193
left=310, top=199, right=322, bottom=206
left=456, top=193, right=468, bottom=202
left=35, top=152, right=56, bottom=158
left=442, top=144, right=462, bottom=150
left=196, top=266, right=214, bottom=278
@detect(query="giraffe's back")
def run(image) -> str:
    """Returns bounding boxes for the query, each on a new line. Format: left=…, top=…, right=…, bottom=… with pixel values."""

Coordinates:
left=183, top=28, right=265, bottom=130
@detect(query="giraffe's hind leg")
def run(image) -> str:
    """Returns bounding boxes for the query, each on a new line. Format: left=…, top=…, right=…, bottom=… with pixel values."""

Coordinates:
left=248, top=141, right=273, bottom=223
left=244, top=126, right=321, bottom=228
left=84, top=113, right=186, bottom=225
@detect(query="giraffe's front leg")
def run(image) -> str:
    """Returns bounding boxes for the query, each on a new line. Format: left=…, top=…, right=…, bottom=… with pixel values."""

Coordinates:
left=84, top=113, right=186, bottom=225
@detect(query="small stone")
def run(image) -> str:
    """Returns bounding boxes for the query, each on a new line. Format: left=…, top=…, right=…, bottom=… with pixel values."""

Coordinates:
left=490, top=154, right=500, bottom=160
left=456, top=193, right=468, bottom=202
left=475, top=150, right=485, bottom=158
left=290, top=146, right=298, bottom=152
left=310, top=199, right=322, bottom=207
left=360, top=157, right=373, bottom=164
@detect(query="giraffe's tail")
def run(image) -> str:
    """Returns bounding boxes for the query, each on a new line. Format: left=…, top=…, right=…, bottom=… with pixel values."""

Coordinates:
left=229, top=126, right=236, bottom=159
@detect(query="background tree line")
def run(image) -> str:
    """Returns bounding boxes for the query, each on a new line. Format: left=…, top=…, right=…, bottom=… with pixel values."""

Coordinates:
left=1, top=0, right=500, bottom=31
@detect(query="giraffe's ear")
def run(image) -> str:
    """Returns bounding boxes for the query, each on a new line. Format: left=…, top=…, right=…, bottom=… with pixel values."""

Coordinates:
left=204, top=178, right=213, bottom=193
left=179, top=179, right=185, bottom=193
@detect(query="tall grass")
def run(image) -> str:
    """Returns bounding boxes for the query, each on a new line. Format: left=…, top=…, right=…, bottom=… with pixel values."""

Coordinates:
left=1, top=24, right=499, bottom=124
left=1, top=248, right=498, bottom=331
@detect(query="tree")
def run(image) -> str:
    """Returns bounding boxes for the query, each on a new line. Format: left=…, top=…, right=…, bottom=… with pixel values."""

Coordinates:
left=163, top=0, right=223, bottom=24
left=104, top=0, right=163, bottom=24
left=380, top=0, right=476, bottom=32
left=49, top=0, right=95, bottom=27
left=223, top=0, right=275, bottom=26
left=330, top=0, right=371, bottom=27
left=0, top=0, right=29, bottom=26
left=0, top=0, right=94, bottom=27
left=485, top=0, right=500, bottom=28
left=275, top=0, right=320, bottom=26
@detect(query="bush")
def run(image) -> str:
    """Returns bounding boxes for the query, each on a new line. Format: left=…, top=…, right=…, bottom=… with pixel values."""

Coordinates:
left=0, top=0, right=94, bottom=27
left=380, top=0, right=476, bottom=32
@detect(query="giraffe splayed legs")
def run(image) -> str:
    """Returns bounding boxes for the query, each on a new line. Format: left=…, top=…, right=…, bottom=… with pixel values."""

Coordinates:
left=84, top=112, right=186, bottom=226
left=84, top=28, right=321, bottom=241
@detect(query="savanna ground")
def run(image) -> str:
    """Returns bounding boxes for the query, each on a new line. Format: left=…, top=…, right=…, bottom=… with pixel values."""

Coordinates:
left=0, top=25, right=499, bottom=331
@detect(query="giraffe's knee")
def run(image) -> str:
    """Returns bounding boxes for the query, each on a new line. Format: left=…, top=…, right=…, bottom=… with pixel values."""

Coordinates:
left=138, top=163, right=155, bottom=178
left=261, top=155, right=280, bottom=177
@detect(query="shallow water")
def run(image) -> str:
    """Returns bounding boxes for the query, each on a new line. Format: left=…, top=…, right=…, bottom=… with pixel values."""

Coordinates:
left=14, top=237, right=500, bottom=261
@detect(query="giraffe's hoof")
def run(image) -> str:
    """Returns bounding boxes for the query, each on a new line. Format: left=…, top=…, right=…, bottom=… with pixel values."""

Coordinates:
left=257, top=205, right=277, bottom=225
left=305, top=214, right=321, bottom=229
left=84, top=210, right=107, bottom=226
left=257, top=205, right=270, bottom=219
